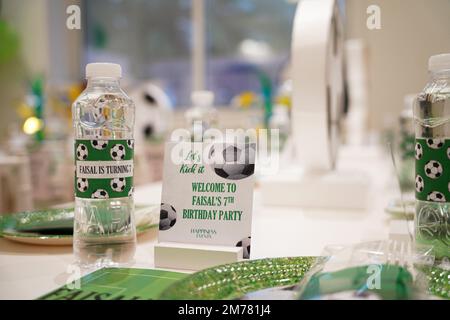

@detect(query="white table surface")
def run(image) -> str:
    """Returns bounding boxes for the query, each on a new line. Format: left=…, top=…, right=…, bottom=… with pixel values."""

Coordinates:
left=0, top=145, right=403, bottom=300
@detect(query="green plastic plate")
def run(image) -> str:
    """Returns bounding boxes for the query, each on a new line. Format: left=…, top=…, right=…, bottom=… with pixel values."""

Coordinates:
left=0, top=204, right=159, bottom=246
left=159, top=256, right=317, bottom=300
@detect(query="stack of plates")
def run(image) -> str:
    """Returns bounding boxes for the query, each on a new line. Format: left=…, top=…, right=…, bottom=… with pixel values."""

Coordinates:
left=0, top=204, right=159, bottom=245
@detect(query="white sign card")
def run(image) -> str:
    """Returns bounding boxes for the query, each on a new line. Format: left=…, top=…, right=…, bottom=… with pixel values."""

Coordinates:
left=159, top=141, right=255, bottom=258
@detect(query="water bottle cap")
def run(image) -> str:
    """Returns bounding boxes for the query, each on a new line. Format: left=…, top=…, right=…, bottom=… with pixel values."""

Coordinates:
left=191, top=90, right=214, bottom=107
left=428, top=53, right=450, bottom=72
left=86, top=63, right=122, bottom=79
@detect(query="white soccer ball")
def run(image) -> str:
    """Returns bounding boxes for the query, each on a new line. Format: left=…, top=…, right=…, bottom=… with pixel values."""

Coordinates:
left=91, top=139, right=108, bottom=150
left=415, top=175, right=424, bottom=193
left=110, top=144, right=126, bottom=160
left=424, top=160, right=443, bottom=179
left=209, top=144, right=256, bottom=180
left=91, top=189, right=109, bottom=199
left=447, top=147, right=450, bottom=160
left=426, top=138, right=444, bottom=149
left=427, top=191, right=446, bottom=202
left=131, top=83, right=172, bottom=143
left=76, top=144, right=88, bottom=161
left=415, top=143, right=423, bottom=160
left=159, top=203, right=177, bottom=231
left=76, top=178, right=89, bottom=192
left=236, top=236, right=251, bottom=259
left=127, top=140, right=134, bottom=149
left=110, top=177, right=126, bottom=192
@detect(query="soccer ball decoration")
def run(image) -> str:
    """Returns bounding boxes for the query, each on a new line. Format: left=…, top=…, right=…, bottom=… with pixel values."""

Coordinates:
left=236, top=236, right=251, bottom=259
left=76, top=144, right=88, bottom=160
left=91, top=139, right=108, bottom=150
left=209, top=144, right=255, bottom=180
left=415, top=143, right=423, bottom=160
left=77, top=178, right=89, bottom=192
left=427, top=191, right=446, bottom=202
left=426, top=138, right=444, bottom=149
left=91, top=189, right=109, bottom=199
left=110, top=178, right=126, bottom=192
left=110, top=144, right=126, bottom=160
left=424, top=160, right=443, bottom=179
left=415, top=175, right=424, bottom=193
left=131, top=82, right=172, bottom=143
left=159, top=203, right=177, bottom=231
left=127, top=140, right=134, bottom=149
left=447, top=147, right=450, bottom=160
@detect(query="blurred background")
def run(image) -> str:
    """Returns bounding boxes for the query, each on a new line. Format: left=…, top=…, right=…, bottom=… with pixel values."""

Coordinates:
left=0, top=0, right=449, bottom=212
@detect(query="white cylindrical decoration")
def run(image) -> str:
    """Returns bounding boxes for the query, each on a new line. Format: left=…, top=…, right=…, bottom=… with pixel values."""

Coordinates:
left=291, top=0, right=345, bottom=171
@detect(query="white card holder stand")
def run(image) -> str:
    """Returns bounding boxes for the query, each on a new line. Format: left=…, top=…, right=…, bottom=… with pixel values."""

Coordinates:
left=261, top=138, right=371, bottom=209
left=154, top=242, right=243, bottom=271
left=260, top=164, right=370, bottom=209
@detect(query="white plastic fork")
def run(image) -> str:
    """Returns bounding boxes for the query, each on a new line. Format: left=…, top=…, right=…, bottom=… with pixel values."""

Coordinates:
left=383, top=239, right=413, bottom=271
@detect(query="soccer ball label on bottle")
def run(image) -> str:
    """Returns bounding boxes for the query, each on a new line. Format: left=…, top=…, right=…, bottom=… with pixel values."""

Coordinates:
left=74, top=139, right=134, bottom=199
left=415, top=138, right=450, bottom=202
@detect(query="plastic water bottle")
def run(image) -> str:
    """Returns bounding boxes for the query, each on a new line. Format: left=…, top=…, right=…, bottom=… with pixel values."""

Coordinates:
left=184, top=90, right=217, bottom=141
left=72, top=63, right=136, bottom=267
left=414, top=54, right=450, bottom=260
left=398, top=95, right=416, bottom=191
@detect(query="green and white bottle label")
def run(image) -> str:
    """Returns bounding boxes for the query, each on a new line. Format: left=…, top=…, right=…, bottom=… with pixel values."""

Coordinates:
left=415, top=138, right=450, bottom=202
left=74, top=139, right=134, bottom=199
